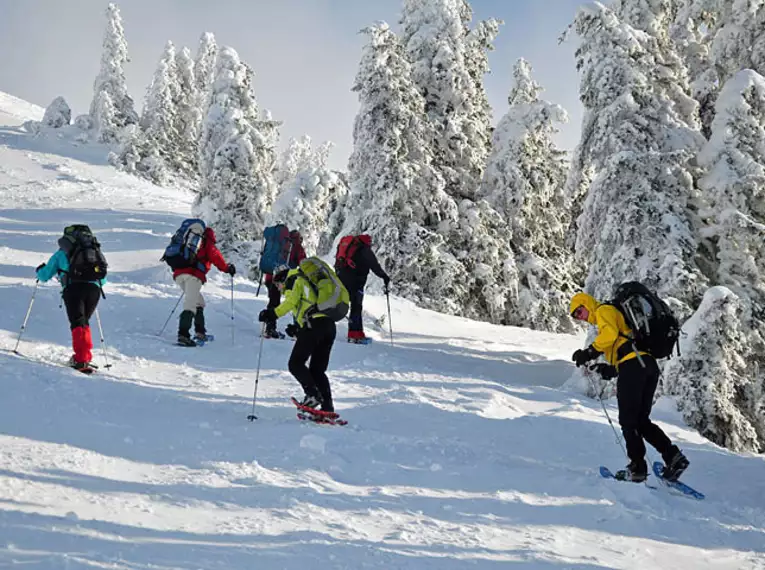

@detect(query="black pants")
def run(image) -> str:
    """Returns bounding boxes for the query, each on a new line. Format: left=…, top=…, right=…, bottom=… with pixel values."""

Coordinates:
left=63, top=283, right=101, bottom=329
left=265, top=281, right=281, bottom=331
left=288, top=318, right=336, bottom=411
left=338, top=274, right=364, bottom=333
left=617, top=356, right=673, bottom=466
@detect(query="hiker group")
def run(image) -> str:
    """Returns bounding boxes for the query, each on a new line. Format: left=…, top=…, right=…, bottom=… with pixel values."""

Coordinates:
left=31, top=220, right=691, bottom=482
left=31, top=219, right=388, bottom=414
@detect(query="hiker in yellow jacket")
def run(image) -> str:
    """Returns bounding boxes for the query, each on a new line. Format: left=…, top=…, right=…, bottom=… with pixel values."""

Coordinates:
left=569, top=292, right=689, bottom=482
left=258, top=259, right=348, bottom=413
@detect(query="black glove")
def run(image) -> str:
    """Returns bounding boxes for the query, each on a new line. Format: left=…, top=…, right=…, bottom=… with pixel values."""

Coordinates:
left=383, top=275, right=390, bottom=294
left=35, top=263, right=46, bottom=272
left=285, top=323, right=300, bottom=338
left=258, top=308, right=276, bottom=322
left=227, top=264, right=236, bottom=276
left=590, top=362, right=617, bottom=380
left=572, top=345, right=600, bottom=367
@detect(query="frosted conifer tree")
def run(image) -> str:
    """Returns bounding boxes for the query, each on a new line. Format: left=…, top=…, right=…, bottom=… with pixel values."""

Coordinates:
left=481, top=59, right=577, bottom=332
left=173, top=46, right=201, bottom=178
left=194, top=33, right=217, bottom=113
left=195, top=47, right=279, bottom=273
left=271, top=140, right=347, bottom=255
left=89, top=3, right=137, bottom=142
left=344, top=22, right=464, bottom=312
left=570, top=2, right=706, bottom=315
left=664, top=287, right=763, bottom=452
left=678, top=70, right=765, bottom=449
left=275, top=135, right=314, bottom=192
left=400, top=0, right=493, bottom=201
left=135, top=41, right=180, bottom=184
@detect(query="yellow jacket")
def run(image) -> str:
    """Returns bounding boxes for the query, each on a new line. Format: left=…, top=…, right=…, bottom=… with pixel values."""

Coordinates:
left=570, top=292, right=644, bottom=366
left=274, top=269, right=329, bottom=327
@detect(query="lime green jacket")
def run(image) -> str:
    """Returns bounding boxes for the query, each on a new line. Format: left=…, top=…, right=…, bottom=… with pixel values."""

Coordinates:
left=274, top=269, right=328, bottom=327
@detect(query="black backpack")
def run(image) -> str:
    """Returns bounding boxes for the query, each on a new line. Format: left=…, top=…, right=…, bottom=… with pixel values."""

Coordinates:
left=58, top=225, right=108, bottom=284
left=610, top=281, right=680, bottom=359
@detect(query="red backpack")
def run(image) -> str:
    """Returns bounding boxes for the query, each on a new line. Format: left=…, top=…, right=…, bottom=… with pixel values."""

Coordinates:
left=335, top=234, right=371, bottom=270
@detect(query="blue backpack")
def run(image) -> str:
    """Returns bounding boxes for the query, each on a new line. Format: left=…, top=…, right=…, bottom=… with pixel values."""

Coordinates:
left=259, top=224, right=292, bottom=274
left=162, top=219, right=206, bottom=271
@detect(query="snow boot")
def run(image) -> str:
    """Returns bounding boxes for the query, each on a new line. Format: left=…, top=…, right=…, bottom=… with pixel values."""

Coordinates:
left=661, top=446, right=689, bottom=481
left=615, top=460, right=648, bottom=483
left=299, top=394, right=322, bottom=410
left=194, top=307, right=206, bottom=337
left=263, top=328, right=285, bottom=339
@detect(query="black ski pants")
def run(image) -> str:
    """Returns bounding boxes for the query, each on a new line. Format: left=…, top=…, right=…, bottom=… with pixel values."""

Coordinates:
left=63, top=283, right=101, bottom=329
left=339, top=273, right=366, bottom=333
left=265, top=280, right=281, bottom=332
left=617, top=356, right=673, bottom=466
left=288, top=317, right=337, bottom=411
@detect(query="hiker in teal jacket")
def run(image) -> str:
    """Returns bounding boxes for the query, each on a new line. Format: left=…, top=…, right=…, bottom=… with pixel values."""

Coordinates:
left=36, top=228, right=107, bottom=371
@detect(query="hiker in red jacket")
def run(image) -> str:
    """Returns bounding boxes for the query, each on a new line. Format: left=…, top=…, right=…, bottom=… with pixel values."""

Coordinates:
left=263, top=230, right=306, bottom=338
left=173, top=227, right=235, bottom=346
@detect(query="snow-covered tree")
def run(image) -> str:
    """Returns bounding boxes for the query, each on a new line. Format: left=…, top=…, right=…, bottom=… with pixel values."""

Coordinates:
left=271, top=158, right=347, bottom=255
left=664, top=287, right=763, bottom=452
left=42, top=96, right=71, bottom=128
left=195, top=47, right=279, bottom=274
left=194, top=33, right=217, bottom=111
left=275, top=135, right=315, bottom=191
left=400, top=0, right=493, bottom=201
left=569, top=2, right=706, bottom=316
left=89, top=3, right=137, bottom=142
left=683, top=70, right=765, bottom=450
left=136, top=41, right=180, bottom=183
left=344, top=22, right=464, bottom=311
left=481, top=59, right=578, bottom=332
left=173, top=46, right=201, bottom=178
left=270, top=136, right=345, bottom=254
left=699, top=70, right=765, bottom=316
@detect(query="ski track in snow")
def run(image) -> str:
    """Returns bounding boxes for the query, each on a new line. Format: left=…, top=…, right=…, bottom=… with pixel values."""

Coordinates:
left=1, top=98, right=765, bottom=570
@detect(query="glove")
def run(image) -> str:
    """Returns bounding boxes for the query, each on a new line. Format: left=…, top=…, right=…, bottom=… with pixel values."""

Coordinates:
left=383, top=275, right=391, bottom=294
left=227, top=264, right=236, bottom=276
left=572, top=345, right=600, bottom=367
left=590, top=362, right=617, bottom=380
left=258, top=308, right=276, bottom=322
left=285, top=323, right=300, bottom=338
left=35, top=263, right=46, bottom=272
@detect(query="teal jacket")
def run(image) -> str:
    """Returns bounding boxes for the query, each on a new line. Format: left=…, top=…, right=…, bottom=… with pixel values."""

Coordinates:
left=36, top=249, right=107, bottom=288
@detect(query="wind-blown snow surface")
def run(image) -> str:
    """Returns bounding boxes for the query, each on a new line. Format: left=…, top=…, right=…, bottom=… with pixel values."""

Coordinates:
left=0, top=94, right=764, bottom=569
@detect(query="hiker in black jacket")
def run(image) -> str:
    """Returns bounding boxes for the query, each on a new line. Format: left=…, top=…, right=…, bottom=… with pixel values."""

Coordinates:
left=334, top=234, right=389, bottom=343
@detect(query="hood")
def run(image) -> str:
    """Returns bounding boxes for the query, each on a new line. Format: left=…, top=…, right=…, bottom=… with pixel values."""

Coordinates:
left=203, top=227, right=216, bottom=243
left=358, top=234, right=372, bottom=246
left=570, top=292, right=599, bottom=325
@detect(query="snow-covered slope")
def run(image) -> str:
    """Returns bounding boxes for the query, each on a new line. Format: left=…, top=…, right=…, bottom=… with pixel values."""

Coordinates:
left=1, top=91, right=764, bottom=569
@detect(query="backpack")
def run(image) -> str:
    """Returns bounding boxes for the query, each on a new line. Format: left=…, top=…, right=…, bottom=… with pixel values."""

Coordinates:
left=610, top=281, right=680, bottom=359
left=58, top=225, right=108, bottom=284
left=259, top=224, right=292, bottom=274
left=335, top=234, right=371, bottom=271
left=162, top=218, right=206, bottom=271
left=298, top=257, right=350, bottom=322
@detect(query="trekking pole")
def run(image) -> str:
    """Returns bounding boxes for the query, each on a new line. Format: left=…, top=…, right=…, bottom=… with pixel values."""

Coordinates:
left=247, top=323, right=266, bottom=421
left=13, top=280, right=39, bottom=354
left=231, top=275, right=235, bottom=345
left=94, top=308, right=112, bottom=369
left=385, top=288, right=393, bottom=347
left=158, top=292, right=184, bottom=336
left=585, top=367, right=627, bottom=458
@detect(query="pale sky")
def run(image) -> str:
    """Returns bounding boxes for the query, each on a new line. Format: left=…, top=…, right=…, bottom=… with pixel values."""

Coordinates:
left=0, top=0, right=586, bottom=171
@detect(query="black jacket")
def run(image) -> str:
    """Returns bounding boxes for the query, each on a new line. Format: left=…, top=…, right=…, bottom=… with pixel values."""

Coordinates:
left=337, top=245, right=388, bottom=287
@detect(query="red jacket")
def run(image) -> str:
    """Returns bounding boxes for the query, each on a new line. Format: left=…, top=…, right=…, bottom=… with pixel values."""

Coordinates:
left=173, top=227, right=229, bottom=283
left=264, top=237, right=306, bottom=284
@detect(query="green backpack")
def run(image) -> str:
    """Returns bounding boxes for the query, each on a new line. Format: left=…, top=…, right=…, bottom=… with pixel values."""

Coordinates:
left=298, top=257, right=350, bottom=322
